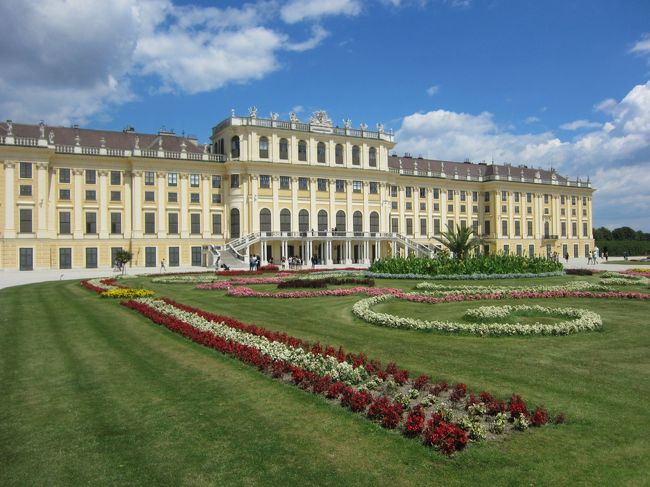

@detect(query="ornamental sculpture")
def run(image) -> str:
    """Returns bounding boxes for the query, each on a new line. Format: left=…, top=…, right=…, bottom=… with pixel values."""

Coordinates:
left=310, top=110, right=332, bottom=127
left=248, top=106, right=257, bottom=118
left=289, top=112, right=300, bottom=123
left=343, top=118, right=352, bottom=129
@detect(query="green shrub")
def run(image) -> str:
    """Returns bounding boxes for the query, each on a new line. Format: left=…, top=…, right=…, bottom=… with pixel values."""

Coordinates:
left=369, top=254, right=563, bottom=276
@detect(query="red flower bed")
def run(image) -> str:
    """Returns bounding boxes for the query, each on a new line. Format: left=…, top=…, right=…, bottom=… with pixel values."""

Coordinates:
left=404, top=404, right=426, bottom=437
left=423, top=419, right=468, bottom=454
left=508, top=394, right=529, bottom=419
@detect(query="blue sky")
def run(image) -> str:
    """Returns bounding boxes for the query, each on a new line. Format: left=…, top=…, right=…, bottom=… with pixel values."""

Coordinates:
left=1, top=0, right=649, bottom=230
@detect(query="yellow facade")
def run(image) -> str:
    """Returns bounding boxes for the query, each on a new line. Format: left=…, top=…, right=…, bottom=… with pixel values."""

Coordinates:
left=0, top=113, right=594, bottom=270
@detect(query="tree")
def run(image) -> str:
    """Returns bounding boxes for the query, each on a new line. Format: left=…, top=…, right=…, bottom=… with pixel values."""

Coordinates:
left=115, top=250, right=133, bottom=275
left=612, top=226, right=637, bottom=240
left=593, top=226, right=612, bottom=241
left=431, top=224, right=484, bottom=260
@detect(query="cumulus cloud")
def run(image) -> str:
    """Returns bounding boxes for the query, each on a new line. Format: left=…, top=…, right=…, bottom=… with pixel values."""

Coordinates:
left=0, top=0, right=343, bottom=123
left=396, top=80, right=650, bottom=229
left=525, top=116, right=540, bottom=124
left=559, top=119, right=601, bottom=130
left=630, top=33, right=650, bottom=60
left=280, top=0, right=362, bottom=24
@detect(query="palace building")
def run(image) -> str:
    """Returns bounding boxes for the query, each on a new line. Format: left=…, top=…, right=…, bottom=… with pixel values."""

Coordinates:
left=0, top=110, right=595, bottom=271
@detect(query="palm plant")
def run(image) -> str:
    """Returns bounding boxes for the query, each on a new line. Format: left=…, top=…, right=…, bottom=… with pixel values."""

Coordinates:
left=431, top=224, right=484, bottom=260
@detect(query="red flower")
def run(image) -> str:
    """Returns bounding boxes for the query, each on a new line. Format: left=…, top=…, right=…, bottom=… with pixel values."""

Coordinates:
left=403, top=405, right=426, bottom=437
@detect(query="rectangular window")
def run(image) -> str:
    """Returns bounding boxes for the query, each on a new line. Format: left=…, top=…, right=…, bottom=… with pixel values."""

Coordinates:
left=572, top=222, right=577, bottom=237
left=527, top=220, right=533, bottom=237
left=190, top=213, right=201, bottom=234
left=230, top=174, right=240, bottom=188
left=460, top=220, right=467, bottom=230
left=460, top=190, right=466, bottom=202
left=501, top=205, right=507, bottom=213
left=110, top=171, right=121, bottom=185
left=85, top=212, right=96, bottom=234
left=169, top=247, right=180, bottom=267
left=20, top=162, right=32, bottom=179
left=211, top=175, right=221, bottom=189
left=529, top=244, right=535, bottom=258
left=59, top=168, right=70, bottom=183
left=59, top=248, right=72, bottom=269
left=406, top=218, right=413, bottom=236
left=190, top=193, right=200, bottom=203
left=420, top=202, right=426, bottom=211
left=472, top=205, right=478, bottom=213
left=447, top=219, right=454, bottom=232
left=516, top=244, right=522, bottom=256
left=391, top=217, right=399, bottom=233
left=212, top=213, right=222, bottom=234
left=406, top=202, right=412, bottom=210
left=144, top=191, right=155, bottom=202
left=145, top=247, right=156, bottom=268
left=391, top=185, right=398, bottom=197
left=561, top=222, right=567, bottom=237
left=168, top=213, right=179, bottom=234
left=527, top=192, right=532, bottom=203
left=515, top=220, right=521, bottom=236
left=561, top=208, right=566, bottom=216
left=447, top=189, right=454, bottom=200
left=501, top=191, right=507, bottom=201
left=85, top=190, right=96, bottom=201
left=472, top=220, right=479, bottom=234
left=448, top=204, right=453, bottom=212
left=59, top=211, right=71, bottom=234
left=85, top=170, right=96, bottom=184
left=59, top=189, right=70, bottom=200
left=572, top=208, right=577, bottom=217
left=19, top=185, right=32, bottom=196
left=527, top=206, right=532, bottom=214
left=484, top=220, right=490, bottom=235
left=190, top=174, right=200, bottom=187
left=514, top=205, right=520, bottom=214
left=484, top=205, right=490, bottom=213
left=144, top=212, right=156, bottom=234
left=317, top=178, right=327, bottom=191
left=191, top=246, right=202, bottom=266
left=110, top=191, right=121, bottom=201
left=433, top=218, right=441, bottom=235
left=352, top=181, right=362, bottom=193
left=574, top=244, right=579, bottom=258
left=280, top=176, right=290, bottom=189
left=544, top=194, right=549, bottom=204
left=433, top=203, right=440, bottom=211
left=514, top=192, right=520, bottom=203
left=144, top=171, right=155, bottom=185
left=433, top=188, right=440, bottom=199
left=460, top=205, right=466, bottom=213
left=212, top=193, right=222, bottom=204
left=168, top=192, right=177, bottom=203
left=110, top=212, right=121, bottom=234
left=168, top=173, right=178, bottom=186
left=484, top=192, right=490, bottom=202
left=405, top=186, right=412, bottom=198
left=501, top=220, right=508, bottom=237
left=299, top=177, right=309, bottom=191
left=572, top=196, right=577, bottom=205
left=472, top=191, right=478, bottom=202
left=583, top=223, right=588, bottom=237
left=420, top=218, right=426, bottom=236
left=419, top=187, right=426, bottom=198
left=19, top=208, right=32, bottom=233
left=260, top=175, right=270, bottom=188
left=85, top=248, right=98, bottom=269
left=391, top=202, right=398, bottom=209
left=111, top=247, right=122, bottom=267
left=561, top=195, right=566, bottom=204
left=335, top=180, right=345, bottom=192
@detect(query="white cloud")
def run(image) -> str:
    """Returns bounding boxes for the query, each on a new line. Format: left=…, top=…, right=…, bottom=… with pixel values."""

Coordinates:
left=630, top=33, right=650, bottom=59
left=560, top=119, right=601, bottom=130
left=280, top=0, right=362, bottom=24
left=525, top=116, right=540, bottom=124
left=286, top=25, right=330, bottom=52
left=426, top=85, right=440, bottom=96
left=396, top=80, right=650, bottom=230
left=291, top=105, right=305, bottom=113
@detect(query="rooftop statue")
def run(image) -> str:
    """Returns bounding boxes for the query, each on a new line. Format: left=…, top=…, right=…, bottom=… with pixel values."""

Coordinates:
left=310, top=110, right=332, bottom=127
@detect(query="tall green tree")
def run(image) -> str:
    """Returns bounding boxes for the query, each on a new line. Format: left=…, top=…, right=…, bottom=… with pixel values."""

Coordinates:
left=431, top=224, right=484, bottom=260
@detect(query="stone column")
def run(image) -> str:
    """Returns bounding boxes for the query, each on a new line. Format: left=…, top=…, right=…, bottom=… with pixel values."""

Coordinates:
left=291, top=177, right=299, bottom=232
left=309, top=177, right=317, bottom=229
left=328, top=179, right=336, bottom=230
left=345, top=180, right=352, bottom=234
left=201, top=174, right=211, bottom=238
left=73, top=168, right=84, bottom=238
left=251, top=175, right=259, bottom=233
left=36, top=162, right=49, bottom=237
left=362, top=181, right=369, bottom=232
left=3, top=161, right=16, bottom=238
left=180, top=173, right=189, bottom=238
left=47, top=166, right=56, bottom=238
left=98, top=169, right=109, bottom=238
left=271, top=176, right=280, bottom=231
left=124, top=171, right=132, bottom=239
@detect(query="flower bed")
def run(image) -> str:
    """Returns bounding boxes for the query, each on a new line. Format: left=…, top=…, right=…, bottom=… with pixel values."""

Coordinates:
left=100, top=288, right=155, bottom=299
left=352, top=295, right=603, bottom=336
left=277, top=277, right=375, bottom=289
left=80, top=278, right=124, bottom=293
left=414, top=281, right=609, bottom=296
left=365, top=271, right=566, bottom=280
left=119, top=296, right=560, bottom=454
left=227, top=286, right=400, bottom=299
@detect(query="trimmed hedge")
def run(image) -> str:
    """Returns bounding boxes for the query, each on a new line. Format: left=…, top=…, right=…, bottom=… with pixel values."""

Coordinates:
left=596, top=240, right=650, bottom=257
left=369, top=254, right=563, bottom=276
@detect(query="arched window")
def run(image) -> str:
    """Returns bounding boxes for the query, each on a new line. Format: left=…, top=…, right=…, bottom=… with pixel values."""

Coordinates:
left=353, top=211, right=363, bottom=235
left=352, top=145, right=360, bottom=165
left=231, top=136, right=240, bottom=159
left=369, top=147, right=377, bottom=167
left=259, top=136, right=269, bottom=159
left=369, top=211, right=379, bottom=233
left=298, top=140, right=307, bottom=162
left=280, top=209, right=291, bottom=232
left=279, top=138, right=288, bottom=160
left=260, top=208, right=271, bottom=232
left=317, top=142, right=326, bottom=163
left=299, top=209, right=309, bottom=232
left=230, top=208, right=240, bottom=238
left=335, top=144, right=344, bottom=164
left=336, top=210, right=346, bottom=233
left=318, top=210, right=328, bottom=234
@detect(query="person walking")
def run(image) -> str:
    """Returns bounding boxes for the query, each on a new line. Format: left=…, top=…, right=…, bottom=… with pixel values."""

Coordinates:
left=160, top=258, right=166, bottom=273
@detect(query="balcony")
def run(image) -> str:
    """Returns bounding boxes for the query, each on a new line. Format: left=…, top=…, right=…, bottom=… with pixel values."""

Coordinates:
left=542, top=234, right=559, bottom=240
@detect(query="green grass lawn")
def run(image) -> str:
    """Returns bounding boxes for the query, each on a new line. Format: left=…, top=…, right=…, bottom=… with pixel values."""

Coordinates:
left=1, top=274, right=649, bottom=486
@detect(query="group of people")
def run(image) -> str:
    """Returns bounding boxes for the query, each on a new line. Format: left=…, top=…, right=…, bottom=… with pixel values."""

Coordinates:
left=249, top=255, right=262, bottom=271
left=586, top=246, right=608, bottom=265
left=279, top=255, right=320, bottom=270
